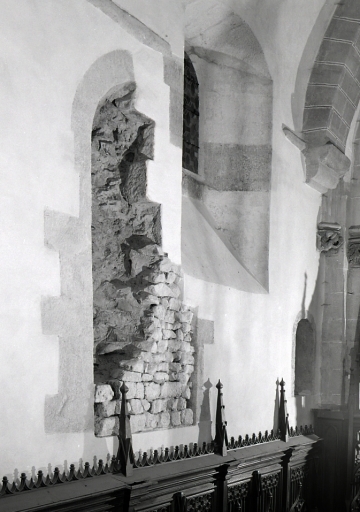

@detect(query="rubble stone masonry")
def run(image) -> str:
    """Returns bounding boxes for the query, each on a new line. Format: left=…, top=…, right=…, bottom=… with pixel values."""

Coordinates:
left=92, top=88, right=194, bottom=436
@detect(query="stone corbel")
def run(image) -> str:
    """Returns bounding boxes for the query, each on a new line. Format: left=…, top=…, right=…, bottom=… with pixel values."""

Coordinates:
left=282, top=125, right=350, bottom=193
left=348, top=226, right=360, bottom=268
left=317, top=222, right=343, bottom=253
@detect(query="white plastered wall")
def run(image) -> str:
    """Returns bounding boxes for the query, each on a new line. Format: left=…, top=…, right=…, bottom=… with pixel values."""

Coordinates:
left=0, top=0, right=338, bottom=480
left=0, top=0, right=182, bottom=478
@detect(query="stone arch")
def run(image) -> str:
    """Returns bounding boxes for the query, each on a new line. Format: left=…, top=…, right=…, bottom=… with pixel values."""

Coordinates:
left=292, top=1, right=360, bottom=193
left=182, top=9, right=272, bottom=291
left=303, top=2, right=360, bottom=151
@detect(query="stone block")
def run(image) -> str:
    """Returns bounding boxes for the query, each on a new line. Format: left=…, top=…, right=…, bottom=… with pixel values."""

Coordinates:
left=145, top=283, right=175, bottom=297
left=145, top=412, right=159, bottom=429
left=135, top=383, right=145, bottom=399
left=159, top=412, right=171, bottom=428
left=173, top=352, right=182, bottom=363
left=169, top=298, right=182, bottom=311
left=130, top=414, right=147, bottom=433
left=129, top=399, right=144, bottom=415
left=168, top=339, right=182, bottom=351
left=157, top=362, right=169, bottom=372
left=161, top=381, right=183, bottom=398
left=133, top=340, right=158, bottom=352
left=166, top=272, right=177, bottom=284
left=153, top=372, right=169, bottom=383
left=181, top=409, right=194, bottom=426
left=161, top=298, right=169, bottom=308
left=180, top=353, right=195, bottom=365
left=169, top=362, right=182, bottom=372
left=118, top=359, right=145, bottom=373
left=169, top=283, right=181, bottom=298
left=180, top=342, right=192, bottom=353
left=150, top=399, right=167, bottom=414
left=167, top=398, right=178, bottom=410
left=95, top=416, right=119, bottom=437
left=95, top=384, right=114, bottom=403
left=176, top=329, right=184, bottom=341
left=144, top=362, right=158, bottom=374
left=141, top=399, right=151, bottom=411
left=325, top=17, right=359, bottom=42
left=145, top=382, right=161, bottom=400
left=182, top=323, right=192, bottom=334
left=178, top=372, right=190, bottom=385
left=183, top=364, right=195, bottom=375
left=110, top=369, right=142, bottom=381
left=151, top=304, right=166, bottom=320
left=137, top=350, right=155, bottom=364
left=171, top=411, right=181, bottom=426
left=176, top=311, right=193, bottom=323
left=162, top=329, right=176, bottom=339
left=184, top=334, right=191, bottom=342
left=95, top=400, right=118, bottom=418
left=145, top=329, right=163, bottom=342
left=157, top=339, right=169, bottom=353
left=142, top=373, right=154, bottom=382
left=182, top=386, right=191, bottom=399
left=177, top=397, right=187, bottom=410
left=164, top=310, right=175, bottom=323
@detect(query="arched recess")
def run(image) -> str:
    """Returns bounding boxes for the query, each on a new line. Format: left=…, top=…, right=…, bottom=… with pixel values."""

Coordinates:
left=294, top=319, right=316, bottom=396
left=182, top=7, right=272, bottom=292
left=42, top=50, right=137, bottom=433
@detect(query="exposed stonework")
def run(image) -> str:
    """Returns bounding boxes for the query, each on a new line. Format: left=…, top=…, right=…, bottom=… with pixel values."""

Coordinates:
left=92, top=90, right=195, bottom=436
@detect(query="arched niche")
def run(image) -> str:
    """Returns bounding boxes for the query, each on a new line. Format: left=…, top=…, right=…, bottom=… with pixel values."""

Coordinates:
left=43, top=50, right=138, bottom=433
left=182, top=9, right=272, bottom=291
left=294, top=318, right=316, bottom=396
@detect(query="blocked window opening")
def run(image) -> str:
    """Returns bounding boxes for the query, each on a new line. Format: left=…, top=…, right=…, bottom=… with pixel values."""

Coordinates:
left=182, top=52, right=199, bottom=174
left=295, top=319, right=315, bottom=395
left=92, top=83, right=196, bottom=436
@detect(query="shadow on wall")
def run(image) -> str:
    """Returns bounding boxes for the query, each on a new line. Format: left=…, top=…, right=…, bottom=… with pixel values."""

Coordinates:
left=198, top=378, right=213, bottom=444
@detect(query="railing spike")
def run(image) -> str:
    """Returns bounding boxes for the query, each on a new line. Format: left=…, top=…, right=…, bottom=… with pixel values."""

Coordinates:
left=117, top=381, right=134, bottom=476
left=214, top=379, right=228, bottom=456
left=278, top=378, right=289, bottom=442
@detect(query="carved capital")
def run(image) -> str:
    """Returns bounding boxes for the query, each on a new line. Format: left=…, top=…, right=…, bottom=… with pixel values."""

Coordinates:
left=317, top=222, right=343, bottom=253
left=283, top=125, right=350, bottom=193
left=348, top=226, right=360, bottom=268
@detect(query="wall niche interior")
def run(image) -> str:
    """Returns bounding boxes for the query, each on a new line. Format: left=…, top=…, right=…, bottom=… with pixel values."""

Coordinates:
left=295, top=318, right=315, bottom=396
left=92, top=84, right=196, bottom=436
